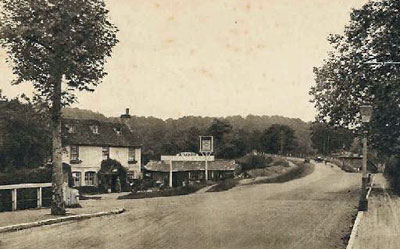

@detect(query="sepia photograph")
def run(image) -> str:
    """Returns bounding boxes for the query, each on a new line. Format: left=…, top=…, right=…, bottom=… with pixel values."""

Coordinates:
left=0, top=0, right=399, bottom=248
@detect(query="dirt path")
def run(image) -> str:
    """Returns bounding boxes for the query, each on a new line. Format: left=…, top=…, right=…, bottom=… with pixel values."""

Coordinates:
left=0, top=162, right=359, bottom=249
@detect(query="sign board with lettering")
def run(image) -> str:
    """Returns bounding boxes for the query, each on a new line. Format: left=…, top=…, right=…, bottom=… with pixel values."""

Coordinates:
left=199, top=136, right=213, bottom=153
left=161, top=155, right=215, bottom=161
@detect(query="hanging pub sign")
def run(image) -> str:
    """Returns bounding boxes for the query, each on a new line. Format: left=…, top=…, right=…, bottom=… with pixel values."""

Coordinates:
left=199, top=136, right=213, bottom=153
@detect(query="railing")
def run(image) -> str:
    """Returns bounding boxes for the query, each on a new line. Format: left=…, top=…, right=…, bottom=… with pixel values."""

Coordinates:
left=0, top=183, right=52, bottom=211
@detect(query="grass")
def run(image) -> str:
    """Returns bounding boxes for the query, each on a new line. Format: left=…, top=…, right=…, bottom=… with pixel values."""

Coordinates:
left=118, top=182, right=208, bottom=200
left=207, top=160, right=314, bottom=192
left=245, top=162, right=315, bottom=185
left=270, top=159, right=290, bottom=167
left=326, top=158, right=358, bottom=173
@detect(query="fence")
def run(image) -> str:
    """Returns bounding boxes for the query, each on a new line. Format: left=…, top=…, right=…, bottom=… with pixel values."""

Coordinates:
left=0, top=183, right=52, bottom=211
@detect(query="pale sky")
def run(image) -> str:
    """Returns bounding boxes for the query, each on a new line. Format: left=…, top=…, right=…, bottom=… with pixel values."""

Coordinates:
left=0, top=0, right=366, bottom=121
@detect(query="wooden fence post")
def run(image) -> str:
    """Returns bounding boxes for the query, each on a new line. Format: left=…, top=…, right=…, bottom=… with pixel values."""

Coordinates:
left=0, top=183, right=51, bottom=211
left=37, top=187, right=42, bottom=208
left=11, top=189, right=17, bottom=211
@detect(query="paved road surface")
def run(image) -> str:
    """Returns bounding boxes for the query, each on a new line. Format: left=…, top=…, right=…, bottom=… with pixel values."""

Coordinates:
left=0, top=162, right=360, bottom=249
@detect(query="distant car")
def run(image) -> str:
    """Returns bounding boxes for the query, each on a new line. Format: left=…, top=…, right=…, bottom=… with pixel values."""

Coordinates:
left=315, top=156, right=324, bottom=162
left=176, top=152, right=198, bottom=156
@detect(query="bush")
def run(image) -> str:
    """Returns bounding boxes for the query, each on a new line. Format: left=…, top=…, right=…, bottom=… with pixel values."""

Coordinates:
left=118, top=182, right=208, bottom=199
left=384, top=156, right=400, bottom=193
left=0, top=163, right=73, bottom=186
left=0, top=167, right=52, bottom=185
left=130, top=178, right=161, bottom=192
left=98, top=159, right=128, bottom=192
left=238, top=155, right=273, bottom=171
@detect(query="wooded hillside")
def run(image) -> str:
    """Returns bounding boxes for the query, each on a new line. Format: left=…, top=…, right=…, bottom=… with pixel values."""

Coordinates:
left=63, top=108, right=314, bottom=163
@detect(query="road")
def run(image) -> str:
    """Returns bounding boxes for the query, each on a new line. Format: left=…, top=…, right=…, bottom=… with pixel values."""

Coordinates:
left=0, top=162, right=360, bottom=249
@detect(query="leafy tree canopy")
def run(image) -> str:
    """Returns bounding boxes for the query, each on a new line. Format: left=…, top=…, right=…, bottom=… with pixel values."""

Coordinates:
left=0, top=0, right=118, bottom=105
left=0, top=96, right=51, bottom=171
left=310, top=122, right=354, bottom=155
left=310, top=0, right=400, bottom=156
left=260, top=124, right=298, bottom=155
left=0, top=0, right=118, bottom=215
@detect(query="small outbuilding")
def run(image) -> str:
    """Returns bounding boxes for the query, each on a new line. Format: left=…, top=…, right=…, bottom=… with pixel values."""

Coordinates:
left=144, top=159, right=239, bottom=187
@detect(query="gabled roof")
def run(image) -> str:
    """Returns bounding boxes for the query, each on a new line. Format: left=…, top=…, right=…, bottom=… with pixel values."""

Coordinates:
left=144, top=160, right=238, bottom=172
left=62, top=118, right=140, bottom=148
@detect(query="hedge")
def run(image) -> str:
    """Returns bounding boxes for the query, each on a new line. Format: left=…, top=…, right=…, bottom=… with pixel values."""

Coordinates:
left=237, top=155, right=273, bottom=171
left=384, top=156, right=400, bottom=193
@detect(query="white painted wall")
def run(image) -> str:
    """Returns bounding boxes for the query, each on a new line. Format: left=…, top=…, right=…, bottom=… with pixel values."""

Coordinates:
left=135, top=148, right=141, bottom=172
left=63, top=145, right=142, bottom=186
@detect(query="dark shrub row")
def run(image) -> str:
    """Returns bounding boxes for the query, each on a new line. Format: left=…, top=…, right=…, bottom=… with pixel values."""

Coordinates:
left=118, top=182, right=208, bottom=200
left=384, top=156, right=400, bottom=193
left=237, top=155, right=273, bottom=171
left=0, top=167, right=51, bottom=185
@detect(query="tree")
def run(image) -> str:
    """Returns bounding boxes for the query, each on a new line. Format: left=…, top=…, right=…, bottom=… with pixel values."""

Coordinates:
left=183, top=127, right=201, bottom=152
left=217, top=129, right=249, bottom=159
left=310, top=122, right=354, bottom=155
left=309, top=0, right=400, bottom=157
left=260, top=124, right=298, bottom=155
left=207, top=119, right=233, bottom=141
left=0, top=0, right=118, bottom=214
left=207, top=119, right=233, bottom=156
left=0, top=97, right=51, bottom=171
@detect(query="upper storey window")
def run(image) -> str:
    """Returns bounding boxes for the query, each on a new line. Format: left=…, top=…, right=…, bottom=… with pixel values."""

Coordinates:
left=90, top=125, right=99, bottom=134
left=65, top=124, right=74, bottom=133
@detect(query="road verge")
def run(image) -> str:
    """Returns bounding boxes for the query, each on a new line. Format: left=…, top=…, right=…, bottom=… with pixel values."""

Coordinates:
left=0, top=208, right=125, bottom=233
left=346, top=175, right=375, bottom=249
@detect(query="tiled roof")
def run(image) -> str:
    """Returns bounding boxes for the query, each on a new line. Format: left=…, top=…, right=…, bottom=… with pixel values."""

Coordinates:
left=62, top=119, right=140, bottom=148
left=144, top=160, right=238, bottom=172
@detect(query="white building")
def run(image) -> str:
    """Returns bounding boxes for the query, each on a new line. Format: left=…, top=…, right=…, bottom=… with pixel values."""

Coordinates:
left=62, top=110, right=141, bottom=188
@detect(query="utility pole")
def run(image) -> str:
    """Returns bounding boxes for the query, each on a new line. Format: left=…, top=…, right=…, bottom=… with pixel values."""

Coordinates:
left=359, top=104, right=372, bottom=211
left=169, top=160, right=173, bottom=188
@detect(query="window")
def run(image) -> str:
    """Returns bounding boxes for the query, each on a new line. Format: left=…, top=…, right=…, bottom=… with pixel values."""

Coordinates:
left=128, top=147, right=136, bottom=164
left=65, top=124, right=74, bottom=133
left=114, top=127, right=122, bottom=135
left=72, top=172, right=81, bottom=187
left=70, top=145, right=79, bottom=163
left=102, top=147, right=110, bottom=160
left=85, top=171, right=96, bottom=186
left=90, top=125, right=99, bottom=134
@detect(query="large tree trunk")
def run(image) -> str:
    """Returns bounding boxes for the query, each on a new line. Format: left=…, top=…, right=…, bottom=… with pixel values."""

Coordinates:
left=51, top=74, right=66, bottom=215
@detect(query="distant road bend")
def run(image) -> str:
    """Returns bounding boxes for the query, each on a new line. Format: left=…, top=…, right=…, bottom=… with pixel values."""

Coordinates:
left=0, top=161, right=360, bottom=249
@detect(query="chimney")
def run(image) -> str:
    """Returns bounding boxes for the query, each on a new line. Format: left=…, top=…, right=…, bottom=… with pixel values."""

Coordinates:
left=120, top=108, right=131, bottom=119
left=120, top=108, right=133, bottom=132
